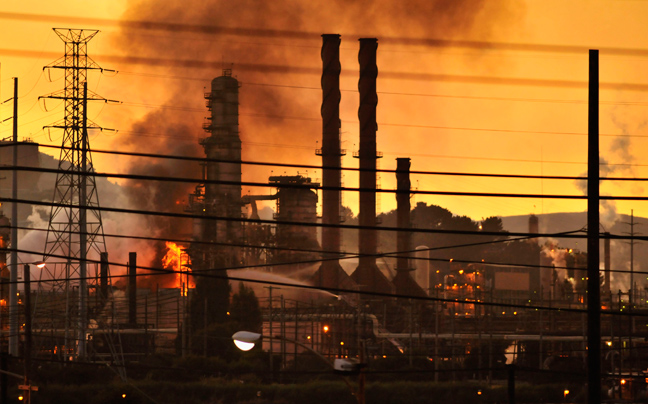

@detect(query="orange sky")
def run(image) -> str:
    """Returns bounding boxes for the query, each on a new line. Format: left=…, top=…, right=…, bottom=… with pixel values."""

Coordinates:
left=2, top=0, right=648, bottom=231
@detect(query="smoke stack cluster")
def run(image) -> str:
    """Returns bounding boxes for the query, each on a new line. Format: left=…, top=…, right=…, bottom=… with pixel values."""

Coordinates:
left=351, top=38, right=394, bottom=295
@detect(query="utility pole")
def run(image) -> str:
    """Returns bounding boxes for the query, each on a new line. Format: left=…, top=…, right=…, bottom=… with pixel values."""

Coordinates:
left=623, top=209, right=640, bottom=384
left=622, top=210, right=640, bottom=309
left=264, top=286, right=280, bottom=378
left=9, top=77, right=18, bottom=357
left=78, top=82, right=88, bottom=359
left=586, top=49, right=601, bottom=404
left=19, top=264, right=38, bottom=404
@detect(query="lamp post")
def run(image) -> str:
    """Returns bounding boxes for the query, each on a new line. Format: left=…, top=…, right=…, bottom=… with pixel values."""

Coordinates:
left=232, top=331, right=364, bottom=404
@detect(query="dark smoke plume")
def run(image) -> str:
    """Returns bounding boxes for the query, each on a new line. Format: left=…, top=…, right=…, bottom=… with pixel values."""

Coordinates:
left=108, top=0, right=522, bottom=265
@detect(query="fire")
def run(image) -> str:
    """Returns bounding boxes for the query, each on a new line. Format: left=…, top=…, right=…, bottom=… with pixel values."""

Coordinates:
left=162, top=241, right=195, bottom=296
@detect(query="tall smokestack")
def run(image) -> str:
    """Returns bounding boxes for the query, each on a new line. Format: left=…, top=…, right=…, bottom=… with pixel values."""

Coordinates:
left=351, top=38, right=393, bottom=295
left=128, top=252, right=137, bottom=326
left=392, top=158, right=426, bottom=297
left=313, top=34, right=355, bottom=291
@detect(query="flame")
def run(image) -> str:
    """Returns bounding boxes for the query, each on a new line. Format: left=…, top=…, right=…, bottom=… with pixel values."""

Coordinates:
left=162, top=241, right=195, bottom=296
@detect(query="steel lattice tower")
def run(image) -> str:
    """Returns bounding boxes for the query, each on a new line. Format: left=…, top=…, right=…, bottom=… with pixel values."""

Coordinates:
left=39, top=29, right=109, bottom=359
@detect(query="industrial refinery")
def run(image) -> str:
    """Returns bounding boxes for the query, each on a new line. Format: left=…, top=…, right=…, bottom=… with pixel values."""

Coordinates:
left=1, top=26, right=647, bottom=404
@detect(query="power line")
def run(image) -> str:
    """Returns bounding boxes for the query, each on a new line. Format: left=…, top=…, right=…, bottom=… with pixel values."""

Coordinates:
left=0, top=196, right=597, bottom=239
left=4, top=165, right=648, bottom=203
left=6, top=47, right=648, bottom=91
left=13, top=135, right=648, bottom=170
left=117, top=72, right=648, bottom=107
left=114, top=100, right=648, bottom=140
left=7, top=142, right=648, bottom=181
left=6, top=224, right=599, bottom=275
left=0, top=246, right=594, bottom=314
left=6, top=11, right=648, bottom=62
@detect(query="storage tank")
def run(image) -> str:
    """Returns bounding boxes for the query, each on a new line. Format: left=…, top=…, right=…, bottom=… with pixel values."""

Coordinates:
left=269, top=175, right=319, bottom=273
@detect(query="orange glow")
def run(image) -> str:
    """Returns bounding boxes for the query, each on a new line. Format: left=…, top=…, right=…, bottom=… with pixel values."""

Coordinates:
left=162, top=241, right=194, bottom=296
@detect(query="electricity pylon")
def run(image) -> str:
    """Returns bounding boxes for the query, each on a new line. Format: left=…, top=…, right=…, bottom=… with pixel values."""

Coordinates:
left=39, top=28, right=111, bottom=359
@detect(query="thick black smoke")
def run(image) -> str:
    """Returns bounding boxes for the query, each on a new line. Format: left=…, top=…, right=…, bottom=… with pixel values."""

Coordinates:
left=109, top=0, right=522, bottom=263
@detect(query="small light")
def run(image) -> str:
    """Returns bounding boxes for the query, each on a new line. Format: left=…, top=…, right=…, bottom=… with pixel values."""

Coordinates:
left=564, top=389, right=569, bottom=397
left=606, top=341, right=612, bottom=347
left=323, top=325, right=329, bottom=333
left=477, top=390, right=482, bottom=396
left=514, top=312, right=517, bottom=315
left=18, top=395, right=24, bottom=401
left=459, top=270, right=464, bottom=275
left=306, top=335, right=311, bottom=340
left=340, top=341, right=344, bottom=346
left=621, top=379, right=627, bottom=385
left=122, top=393, right=127, bottom=398
left=227, top=312, right=230, bottom=315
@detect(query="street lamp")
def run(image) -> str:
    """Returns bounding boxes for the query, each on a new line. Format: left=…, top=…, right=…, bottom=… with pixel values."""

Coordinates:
left=232, top=331, right=365, bottom=403
left=232, top=331, right=258, bottom=352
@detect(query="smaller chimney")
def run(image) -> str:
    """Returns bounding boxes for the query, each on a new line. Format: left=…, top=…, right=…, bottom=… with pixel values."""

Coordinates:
left=100, top=252, right=109, bottom=303
left=392, top=158, right=426, bottom=297
left=529, top=214, right=539, bottom=235
left=395, top=158, right=411, bottom=272
left=128, top=252, right=137, bottom=326
left=604, top=232, right=611, bottom=297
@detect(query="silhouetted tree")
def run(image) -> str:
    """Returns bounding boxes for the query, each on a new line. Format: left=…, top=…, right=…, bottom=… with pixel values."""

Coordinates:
left=230, top=282, right=262, bottom=332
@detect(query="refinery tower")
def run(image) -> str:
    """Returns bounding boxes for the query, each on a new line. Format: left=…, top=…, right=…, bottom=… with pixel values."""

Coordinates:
left=189, top=69, right=243, bottom=270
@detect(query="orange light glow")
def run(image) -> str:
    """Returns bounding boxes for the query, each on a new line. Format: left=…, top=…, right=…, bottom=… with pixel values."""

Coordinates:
left=162, top=241, right=195, bottom=296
